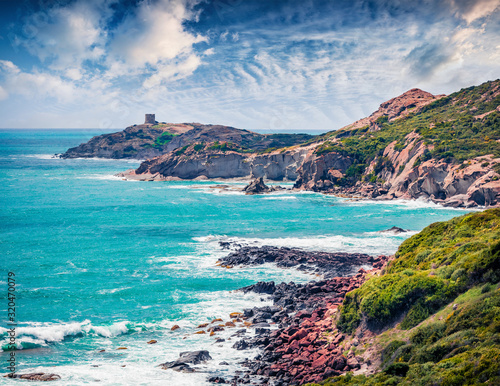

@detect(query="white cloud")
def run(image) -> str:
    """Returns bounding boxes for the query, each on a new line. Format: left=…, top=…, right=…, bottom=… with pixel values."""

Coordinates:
left=450, top=0, right=500, bottom=24
left=0, top=61, right=77, bottom=101
left=21, top=0, right=112, bottom=70
left=0, top=85, right=8, bottom=101
left=109, top=0, right=205, bottom=69
left=142, top=54, right=202, bottom=88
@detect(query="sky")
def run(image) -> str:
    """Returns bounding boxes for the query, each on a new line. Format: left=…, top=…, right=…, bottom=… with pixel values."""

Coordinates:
left=0, top=0, right=499, bottom=131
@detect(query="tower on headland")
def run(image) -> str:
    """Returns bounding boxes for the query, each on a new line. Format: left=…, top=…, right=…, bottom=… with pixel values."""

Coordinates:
left=145, top=114, right=155, bottom=124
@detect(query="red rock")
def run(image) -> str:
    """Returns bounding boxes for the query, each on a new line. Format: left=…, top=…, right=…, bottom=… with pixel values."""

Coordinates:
left=289, top=328, right=308, bottom=342
left=311, top=355, right=328, bottom=369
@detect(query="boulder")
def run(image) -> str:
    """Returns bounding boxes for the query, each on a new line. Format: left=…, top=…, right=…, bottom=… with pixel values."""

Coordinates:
left=160, top=350, right=212, bottom=371
left=243, top=177, right=270, bottom=194
left=232, top=339, right=250, bottom=350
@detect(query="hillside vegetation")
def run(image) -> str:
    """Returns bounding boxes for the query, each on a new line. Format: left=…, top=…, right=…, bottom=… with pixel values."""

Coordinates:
left=316, top=80, right=500, bottom=173
left=311, top=80, right=500, bottom=188
left=309, top=209, right=500, bottom=386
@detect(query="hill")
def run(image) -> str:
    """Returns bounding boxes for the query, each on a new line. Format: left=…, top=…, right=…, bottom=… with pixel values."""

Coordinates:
left=60, top=121, right=314, bottom=159
left=306, top=208, right=500, bottom=385
left=125, top=80, right=500, bottom=207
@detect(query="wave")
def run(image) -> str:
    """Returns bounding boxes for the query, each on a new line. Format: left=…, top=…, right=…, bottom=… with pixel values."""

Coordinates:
left=342, top=197, right=477, bottom=211
left=77, top=174, right=125, bottom=181
left=193, top=232, right=408, bottom=256
left=0, top=320, right=135, bottom=351
left=262, top=196, right=297, bottom=200
left=22, top=154, right=60, bottom=160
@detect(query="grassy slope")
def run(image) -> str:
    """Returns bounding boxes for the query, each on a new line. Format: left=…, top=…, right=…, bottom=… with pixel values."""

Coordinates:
left=309, top=80, right=500, bottom=183
left=307, top=209, right=500, bottom=385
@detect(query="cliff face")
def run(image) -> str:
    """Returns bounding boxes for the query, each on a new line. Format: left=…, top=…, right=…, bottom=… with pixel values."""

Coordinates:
left=293, top=80, right=500, bottom=207
left=123, top=80, right=500, bottom=207
left=126, top=144, right=309, bottom=181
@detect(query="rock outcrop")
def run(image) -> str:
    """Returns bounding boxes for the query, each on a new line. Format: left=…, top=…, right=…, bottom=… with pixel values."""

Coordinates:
left=341, top=88, right=444, bottom=132
left=121, top=144, right=309, bottom=181
left=243, top=177, right=270, bottom=194
left=217, top=245, right=375, bottom=279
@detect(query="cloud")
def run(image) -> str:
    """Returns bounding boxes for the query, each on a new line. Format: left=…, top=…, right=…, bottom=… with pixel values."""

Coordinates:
left=450, top=0, right=500, bottom=24
left=0, top=60, right=77, bottom=101
left=19, top=0, right=113, bottom=70
left=405, top=43, right=454, bottom=80
left=0, top=0, right=499, bottom=130
left=142, top=54, right=202, bottom=88
left=0, top=85, right=8, bottom=101
left=108, top=0, right=206, bottom=74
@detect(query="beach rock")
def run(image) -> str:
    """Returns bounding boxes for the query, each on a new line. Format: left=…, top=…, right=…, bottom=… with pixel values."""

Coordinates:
left=233, top=339, right=250, bottom=350
left=160, top=350, right=213, bottom=372
left=241, top=281, right=276, bottom=294
left=220, top=245, right=374, bottom=279
left=5, top=373, right=61, bottom=381
left=171, top=324, right=180, bottom=331
left=178, top=350, right=212, bottom=364
left=243, top=177, right=269, bottom=194
left=230, top=254, right=391, bottom=385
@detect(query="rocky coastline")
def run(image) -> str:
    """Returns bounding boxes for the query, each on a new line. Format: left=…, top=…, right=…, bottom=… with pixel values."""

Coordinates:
left=59, top=81, right=500, bottom=209
left=186, top=244, right=391, bottom=385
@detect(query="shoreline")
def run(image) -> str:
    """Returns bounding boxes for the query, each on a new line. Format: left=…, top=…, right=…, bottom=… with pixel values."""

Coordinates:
left=116, top=169, right=494, bottom=209
left=187, top=244, right=392, bottom=385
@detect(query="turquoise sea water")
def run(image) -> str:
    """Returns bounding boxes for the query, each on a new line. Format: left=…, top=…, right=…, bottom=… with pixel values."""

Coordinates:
left=0, top=129, right=472, bottom=385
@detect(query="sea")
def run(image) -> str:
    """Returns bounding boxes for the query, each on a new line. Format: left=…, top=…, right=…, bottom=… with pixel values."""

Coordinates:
left=0, top=129, right=472, bottom=385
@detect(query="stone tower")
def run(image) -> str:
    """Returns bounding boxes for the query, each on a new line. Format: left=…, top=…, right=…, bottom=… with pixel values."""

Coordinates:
left=145, top=114, right=155, bottom=124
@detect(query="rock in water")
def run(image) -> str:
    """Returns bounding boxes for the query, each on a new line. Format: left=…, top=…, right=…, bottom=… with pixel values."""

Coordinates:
left=5, top=373, right=61, bottom=381
left=380, top=226, right=408, bottom=233
left=160, top=350, right=213, bottom=371
left=243, top=177, right=269, bottom=194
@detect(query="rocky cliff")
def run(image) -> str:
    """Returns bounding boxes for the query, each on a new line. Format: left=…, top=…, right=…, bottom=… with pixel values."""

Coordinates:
left=294, top=80, right=500, bottom=207
left=125, top=80, right=500, bottom=207
left=122, top=142, right=309, bottom=181
left=60, top=122, right=314, bottom=159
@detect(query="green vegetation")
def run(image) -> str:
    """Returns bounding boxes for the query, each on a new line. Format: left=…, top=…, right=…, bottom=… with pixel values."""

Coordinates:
left=311, top=286, right=500, bottom=386
left=308, top=209, right=500, bottom=386
left=175, top=145, right=189, bottom=156
left=314, top=80, right=500, bottom=182
left=153, top=131, right=178, bottom=148
left=338, top=209, right=500, bottom=333
left=207, top=141, right=240, bottom=152
left=193, top=143, right=205, bottom=152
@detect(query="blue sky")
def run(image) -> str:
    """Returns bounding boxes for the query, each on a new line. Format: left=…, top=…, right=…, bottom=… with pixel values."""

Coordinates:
left=0, top=0, right=499, bottom=131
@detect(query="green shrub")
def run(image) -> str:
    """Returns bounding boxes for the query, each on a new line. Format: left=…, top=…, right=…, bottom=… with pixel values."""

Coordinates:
left=338, top=209, right=500, bottom=335
left=154, top=131, right=177, bottom=148
left=175, top=145, right=189, bottom=156
left=384, top=363, right=409, bottom=377
left=193, top=143, right=205, bottom=152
